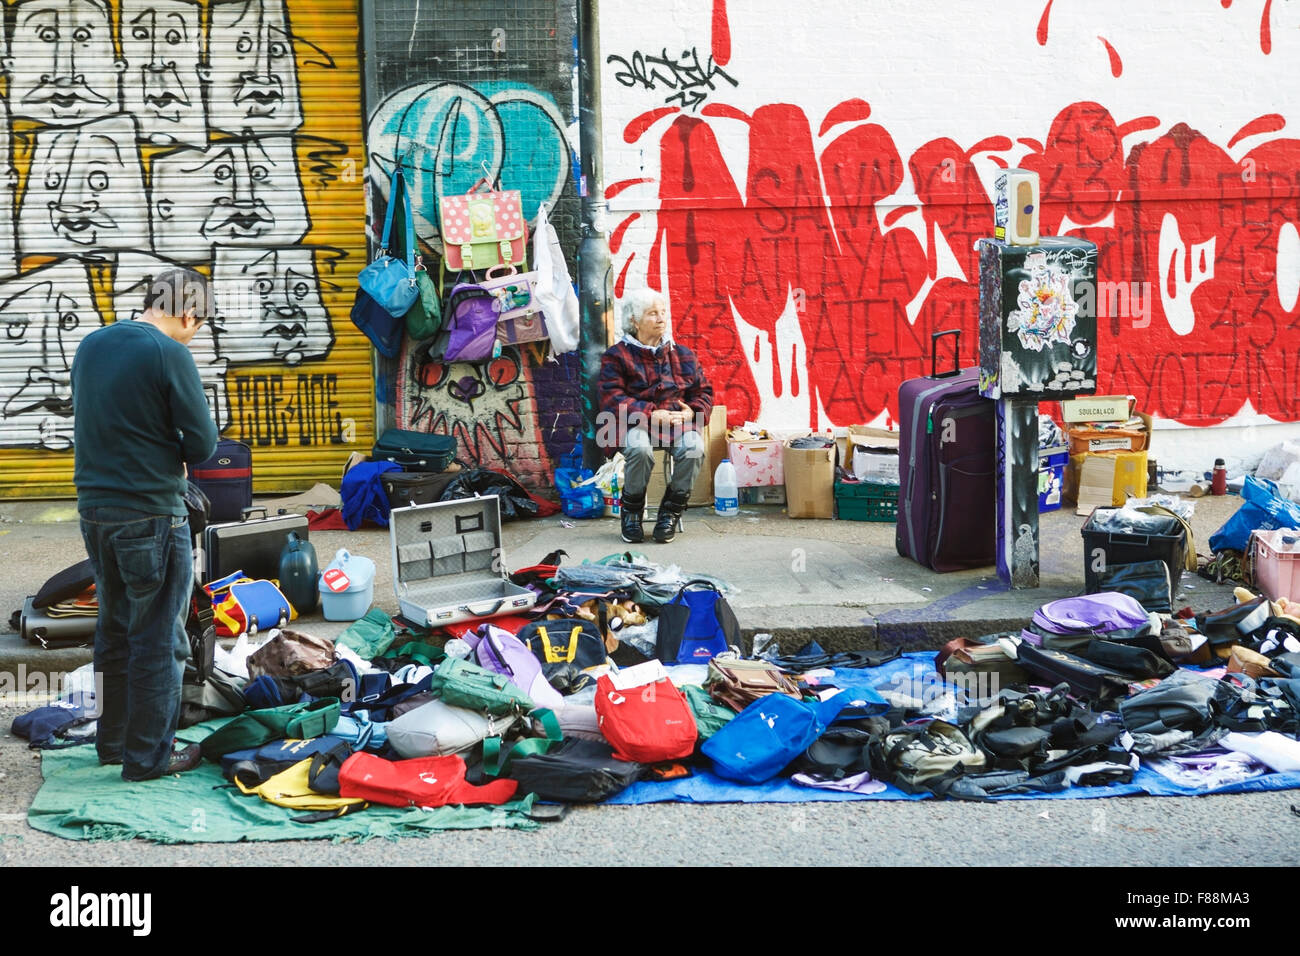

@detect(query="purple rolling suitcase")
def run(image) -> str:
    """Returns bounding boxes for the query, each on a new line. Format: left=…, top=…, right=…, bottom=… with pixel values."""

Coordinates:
left=896, top=330, right=996, bottom=571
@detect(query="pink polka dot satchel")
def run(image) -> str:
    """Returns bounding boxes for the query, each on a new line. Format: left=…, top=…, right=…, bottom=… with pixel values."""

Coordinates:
left=438, top=177, right=530, bottom=272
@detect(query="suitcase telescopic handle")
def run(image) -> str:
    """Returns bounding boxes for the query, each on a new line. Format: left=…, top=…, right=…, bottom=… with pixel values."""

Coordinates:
left=931, top=329, right=961, bottom=379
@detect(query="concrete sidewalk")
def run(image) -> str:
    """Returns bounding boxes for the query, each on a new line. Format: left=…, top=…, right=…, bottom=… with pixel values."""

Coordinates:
left=0, top=492, right=1247, bottom=675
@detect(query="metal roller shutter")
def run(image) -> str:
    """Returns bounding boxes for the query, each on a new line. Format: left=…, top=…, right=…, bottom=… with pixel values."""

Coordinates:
left=0, top=0, right=372, bottom=498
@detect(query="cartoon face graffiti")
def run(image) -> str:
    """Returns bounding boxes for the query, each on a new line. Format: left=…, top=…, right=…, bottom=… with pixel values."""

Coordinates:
left=119, top=0, right=206, bottom=146
left=206, top=0, right=303, bottom=135
left=403, top=350, right=530, bottom=467
left=211, top=246, right=333, bottom=365
left=0, top=260, right=100, bottom=450
left=17, top=114, right=150, bottom=256
left=151, top=136, right=309, bottom=261
left=3, top=0, right=124, bottom=126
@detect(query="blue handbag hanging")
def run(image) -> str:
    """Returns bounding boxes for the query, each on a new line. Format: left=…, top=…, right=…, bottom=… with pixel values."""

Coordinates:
left=357, top=166, right=420, bottom=318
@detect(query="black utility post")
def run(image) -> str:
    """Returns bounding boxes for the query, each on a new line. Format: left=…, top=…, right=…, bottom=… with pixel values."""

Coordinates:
left=979, top=171, right=1098, bottom=588
left=577, top=0, right=613, bottom=469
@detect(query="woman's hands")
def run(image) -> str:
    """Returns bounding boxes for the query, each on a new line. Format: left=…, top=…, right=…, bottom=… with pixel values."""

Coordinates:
left=651, top=401, right=695, bottom=427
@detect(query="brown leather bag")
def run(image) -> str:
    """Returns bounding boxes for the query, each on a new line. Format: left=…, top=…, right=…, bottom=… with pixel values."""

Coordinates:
left=247, top=629, right=337, bottom=679
left=705, top=654, right=802, bottom=713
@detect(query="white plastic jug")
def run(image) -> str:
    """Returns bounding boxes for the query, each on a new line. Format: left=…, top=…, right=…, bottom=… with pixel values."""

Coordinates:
left=714, top=459, right=739, bottom=516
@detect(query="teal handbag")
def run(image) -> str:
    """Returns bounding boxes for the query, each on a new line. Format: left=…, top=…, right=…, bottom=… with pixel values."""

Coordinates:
left=357, top=167, right=419, bottom=318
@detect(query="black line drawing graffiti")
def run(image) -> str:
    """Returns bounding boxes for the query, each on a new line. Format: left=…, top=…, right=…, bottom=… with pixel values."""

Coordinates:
left=120, top=0, right=207, bottom=147
left=206, top=0, right=334, bottom=136
left=17, top=113, right=151, bottom=257
left=113, top=251, right=230, bottom=430
left=605, top=47, right=738, bottom=111
left=0, top=0, right=346, bottom=452
left=0, top=95, right=17, bottom=279
left=2, top=0, right=126, bottom=126
left=0, top=259, right=102, bottom=450
left=211, top=244, right=341, bottom=366
left=151, top=134, right=309, bottom=260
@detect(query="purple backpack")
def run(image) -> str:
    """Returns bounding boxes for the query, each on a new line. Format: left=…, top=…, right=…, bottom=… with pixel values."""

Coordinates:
left=473, top=624, right=563, bottom=709
left=444, top=283, right=500, bottom=361
left=1023, top=592, right=1151, bottom=648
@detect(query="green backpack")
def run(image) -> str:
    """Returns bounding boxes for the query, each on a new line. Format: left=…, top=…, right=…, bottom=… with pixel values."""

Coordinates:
left=430, top=657, right=533, bottom=717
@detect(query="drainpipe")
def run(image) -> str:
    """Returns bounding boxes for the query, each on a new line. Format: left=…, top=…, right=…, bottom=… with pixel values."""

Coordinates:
left=577, top=0, right=612, bottom=469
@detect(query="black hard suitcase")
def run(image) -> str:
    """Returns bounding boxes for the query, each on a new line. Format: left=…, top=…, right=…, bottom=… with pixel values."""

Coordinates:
left=372, top=429, right=457, bottom=473
left=896, top=330, right=996, bottom=571
left=191, top=439, right=253, bottom=523
left=201, top=508, right=309, bottom=584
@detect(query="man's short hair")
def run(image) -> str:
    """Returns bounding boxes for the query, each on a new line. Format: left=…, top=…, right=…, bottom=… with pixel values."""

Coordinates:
left=143, top=268, right=213, bottom=321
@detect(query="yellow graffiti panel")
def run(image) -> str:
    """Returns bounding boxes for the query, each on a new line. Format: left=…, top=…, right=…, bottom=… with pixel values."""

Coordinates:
left=0, top=0, right=372, bottom=498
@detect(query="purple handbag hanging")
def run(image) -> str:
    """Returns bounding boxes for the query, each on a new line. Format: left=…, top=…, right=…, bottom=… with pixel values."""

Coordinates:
left=444, top=283, right=500, bottom=361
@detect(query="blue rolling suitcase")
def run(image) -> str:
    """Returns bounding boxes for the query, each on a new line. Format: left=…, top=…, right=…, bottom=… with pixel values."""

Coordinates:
left=192, top=439, right=253, bottom=523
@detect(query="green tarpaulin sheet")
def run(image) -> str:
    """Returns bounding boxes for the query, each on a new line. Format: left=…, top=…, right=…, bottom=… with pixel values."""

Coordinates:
left=28, top=720, right=537, bottom=844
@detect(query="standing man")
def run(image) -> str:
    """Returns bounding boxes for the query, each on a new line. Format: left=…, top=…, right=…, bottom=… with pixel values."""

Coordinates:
left=72, top=267, right=218, bottom=781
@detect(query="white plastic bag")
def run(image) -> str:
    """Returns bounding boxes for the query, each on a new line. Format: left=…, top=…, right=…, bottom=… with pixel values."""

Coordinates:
left=532, top=203, right=579, bottom=358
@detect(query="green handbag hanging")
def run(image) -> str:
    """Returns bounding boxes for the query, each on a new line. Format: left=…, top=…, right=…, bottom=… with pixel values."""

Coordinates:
left=430, top=657, right=533, bottom=717
left=404, top=259, right=442, bottom=341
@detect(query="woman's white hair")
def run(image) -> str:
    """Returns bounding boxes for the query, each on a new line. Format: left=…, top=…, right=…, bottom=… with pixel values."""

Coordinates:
left=618, top=287, right=671, bottom=338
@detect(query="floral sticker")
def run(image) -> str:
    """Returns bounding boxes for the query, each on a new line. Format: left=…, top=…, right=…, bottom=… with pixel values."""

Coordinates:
left=1007, top=252, right=1078, bottom=352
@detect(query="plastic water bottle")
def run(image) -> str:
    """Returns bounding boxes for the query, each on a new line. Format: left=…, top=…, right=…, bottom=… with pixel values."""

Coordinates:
left=714, top=458, right=739, bottom=516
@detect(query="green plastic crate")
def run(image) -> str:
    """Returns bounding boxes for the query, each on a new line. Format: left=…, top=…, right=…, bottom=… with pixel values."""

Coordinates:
left=835, top=480, right=899, bottom=521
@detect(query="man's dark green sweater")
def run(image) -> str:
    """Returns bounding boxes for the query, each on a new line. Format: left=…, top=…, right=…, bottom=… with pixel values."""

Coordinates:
left=72, top=321, right=219, bottom=517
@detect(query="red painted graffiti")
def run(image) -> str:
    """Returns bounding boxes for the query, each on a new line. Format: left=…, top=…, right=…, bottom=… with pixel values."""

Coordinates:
left=631, top=99, right=1300, bottom=427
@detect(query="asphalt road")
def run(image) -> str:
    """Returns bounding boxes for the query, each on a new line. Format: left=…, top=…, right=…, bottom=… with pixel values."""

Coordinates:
left=4, top=703, right=1297, bottom=868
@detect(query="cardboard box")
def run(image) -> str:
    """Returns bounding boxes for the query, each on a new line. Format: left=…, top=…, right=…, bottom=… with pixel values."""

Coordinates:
left=977, top=236, right=1098, bottom=400
left=1060, top=395, right=1134, bottom=423
left=646, top=405, right=728, bottom=508
left=1061, top=395, right=1151, bottom=455
left=728, top=433, right=784, bottom=487
left=845, top=426, right=900, bottom=484
left=1064, top=449, right=1149, bottom=514
left=783, top=440, right=836, bottom=519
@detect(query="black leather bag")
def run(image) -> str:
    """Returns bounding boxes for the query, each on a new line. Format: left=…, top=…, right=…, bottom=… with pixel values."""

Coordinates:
left=506, top=738, right=645, bottom=803
left=1080, top=638, right=1176, bottom=680
left=1119, top=678, right=1217, bottom=735
left=1016, top=643, right=1132, bottom=702
left=1096, top=560, right=1171, bottom=614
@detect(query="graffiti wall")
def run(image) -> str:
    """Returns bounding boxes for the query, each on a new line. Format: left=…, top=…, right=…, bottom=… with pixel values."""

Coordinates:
left=0, top=0, right=371, bottom=497
left=361, top=0, right=583, bottom=493
left=600, top=0, right=1300, bottom=469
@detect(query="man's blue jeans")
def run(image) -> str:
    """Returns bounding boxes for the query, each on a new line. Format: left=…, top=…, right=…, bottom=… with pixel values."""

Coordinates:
left=79, top=507, right=192, bottom=781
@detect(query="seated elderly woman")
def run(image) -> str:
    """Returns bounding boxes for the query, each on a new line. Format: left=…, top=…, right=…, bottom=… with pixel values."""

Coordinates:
left=598, top=288, right=714, bottom=544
